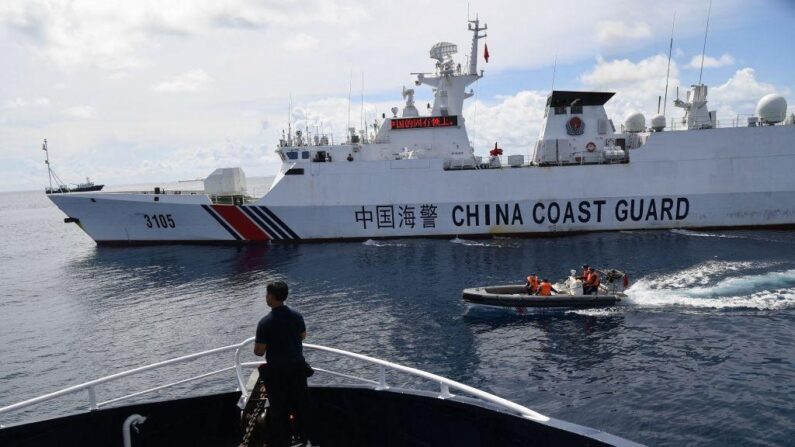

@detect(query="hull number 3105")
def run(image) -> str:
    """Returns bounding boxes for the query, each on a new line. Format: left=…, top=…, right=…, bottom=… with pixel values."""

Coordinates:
left=144, top=214, right=176, bottom=228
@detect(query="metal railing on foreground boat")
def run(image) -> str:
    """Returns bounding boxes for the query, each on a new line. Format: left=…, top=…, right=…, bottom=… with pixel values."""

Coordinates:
left=235, top=337, right=548, bottom=422
left=0, top=341, right=243, bottom=422
left=0, top=337, right=548, bottom=426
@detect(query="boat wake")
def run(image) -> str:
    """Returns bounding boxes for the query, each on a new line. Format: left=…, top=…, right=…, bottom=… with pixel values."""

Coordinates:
left=625, top=261, right=795, bottom=310
left=565, top=307, right=624, bottom=317
left=669, top=229, right=745, bottom=239
left=450, top=236, right=489, bottom=246
left=362, top=239, right=406, bottom=247
left=450, top=237, right=517, bottom=247
left=669, top=228, right=795, bottom=244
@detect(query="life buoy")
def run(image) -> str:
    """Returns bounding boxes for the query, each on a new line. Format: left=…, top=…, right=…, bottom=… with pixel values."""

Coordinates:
left=586, top=142, right=597, bottom=152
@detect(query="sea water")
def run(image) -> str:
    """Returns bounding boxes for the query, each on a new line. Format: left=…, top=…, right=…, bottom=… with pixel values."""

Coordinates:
left=0, top=181, right=793, bottom=446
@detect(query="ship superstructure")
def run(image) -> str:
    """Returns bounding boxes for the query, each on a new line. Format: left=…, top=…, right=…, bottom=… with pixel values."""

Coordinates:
left=47, top=18, right=795, bottom=244
left=275, top=19, right=487, bottom=167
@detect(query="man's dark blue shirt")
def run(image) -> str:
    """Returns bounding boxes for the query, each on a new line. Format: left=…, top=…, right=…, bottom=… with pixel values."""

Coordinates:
left=256, top=305, right=306, bottom=366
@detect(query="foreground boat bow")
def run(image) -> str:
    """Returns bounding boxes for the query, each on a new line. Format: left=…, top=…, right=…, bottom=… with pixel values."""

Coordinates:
left=0, top=337, right=642, bottom=446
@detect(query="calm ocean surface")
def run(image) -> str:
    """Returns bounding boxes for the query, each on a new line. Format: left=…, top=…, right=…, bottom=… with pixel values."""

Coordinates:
left=1, top=178, right=794, bottom=446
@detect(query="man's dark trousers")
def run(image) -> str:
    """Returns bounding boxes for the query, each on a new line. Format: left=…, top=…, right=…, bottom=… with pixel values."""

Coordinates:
left=263, top=363, right=310, bottom=447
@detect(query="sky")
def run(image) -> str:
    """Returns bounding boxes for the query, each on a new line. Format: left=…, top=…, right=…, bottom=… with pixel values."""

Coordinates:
left=1, top=0, right=794, bottom=192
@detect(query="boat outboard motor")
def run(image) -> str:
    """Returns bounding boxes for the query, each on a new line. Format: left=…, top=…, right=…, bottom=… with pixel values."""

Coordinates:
left=602, top=269, right=628, bottom=293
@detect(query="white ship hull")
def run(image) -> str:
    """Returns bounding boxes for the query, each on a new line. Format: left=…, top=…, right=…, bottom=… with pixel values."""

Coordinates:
left=49, top=126, right=795, bottom=244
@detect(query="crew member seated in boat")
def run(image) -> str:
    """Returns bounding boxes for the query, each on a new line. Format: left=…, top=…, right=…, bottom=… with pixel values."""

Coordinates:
left=583, top=268, right=601, bottom=295
left=577, top=264, right=590, bottom=280
left=536, top=279, right=558, bottom=296
left=525, top=273, right=539, bottom=295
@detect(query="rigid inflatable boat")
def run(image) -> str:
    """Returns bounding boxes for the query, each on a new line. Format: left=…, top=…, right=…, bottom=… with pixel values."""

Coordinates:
left=463, top=270, right=628, bottom=309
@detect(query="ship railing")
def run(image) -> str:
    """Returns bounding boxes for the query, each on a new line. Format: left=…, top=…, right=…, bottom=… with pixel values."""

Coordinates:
left=0, top=337, right=548, bottom=427
left=87, top=190, right=266, bottom=203
left=663, top=113, right=788, bottom=131
left=236, top=337, right=548, bottom=421
left=88, top=189, right=204, bottom=195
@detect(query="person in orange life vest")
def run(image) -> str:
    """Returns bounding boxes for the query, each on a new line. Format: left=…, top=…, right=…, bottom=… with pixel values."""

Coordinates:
left=525, top=274, right=540, bottom=295
left=583, top=268, right=601, bottom=295
left=536, top=279, right=558, bottom=296
left=577, top=264, right=590, bottom=280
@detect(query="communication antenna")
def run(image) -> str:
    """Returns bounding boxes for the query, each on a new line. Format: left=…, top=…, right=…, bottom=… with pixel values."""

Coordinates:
left=663, top=12, right=676, bottom=116
left=473, top=77, right=479, bottom=151
left=43, top=138, right=52, bottom=192
left=288, top=94, right=293, bottom=146
left=347, top=69, right=352, bottom=143
left=360, top=72, right=364, bottom=140
left=550, top=53, right=558, bottom=92
left=697, top=0, right=712, bottom=85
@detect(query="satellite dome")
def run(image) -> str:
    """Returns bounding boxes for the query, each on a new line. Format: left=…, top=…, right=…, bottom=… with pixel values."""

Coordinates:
left=650, top=114, right=667, bottom=132
left=624, top=112, right=646, bottom=133
left=756, top=94, right=788, bottom=124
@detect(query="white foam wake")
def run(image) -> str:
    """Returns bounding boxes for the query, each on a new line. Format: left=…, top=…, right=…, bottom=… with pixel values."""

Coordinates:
left=626, top=264, right=795, bottom=310
left=669, top=229, right=795, bottom=245
left=362, top=239, right=406, bottom=247
left=449, top=236, right=518, bottom=247
left=642, top=260, right=775, bottom=288
left=450, top=237, right=490, bottom=246
left=669, top=229, right=745, bottom=239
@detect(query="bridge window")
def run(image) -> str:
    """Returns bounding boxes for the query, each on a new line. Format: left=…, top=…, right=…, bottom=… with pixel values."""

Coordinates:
left=302, top=151, right=310, bottom=159
left=554, top=106, right=566, bottom=115
left=570, top=105, right=583, bottom=114
left=286, top=151, right=299, bottom=160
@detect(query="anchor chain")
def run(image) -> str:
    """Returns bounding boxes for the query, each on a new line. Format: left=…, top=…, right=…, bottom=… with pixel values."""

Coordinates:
left=240, top=376, right=268, bottom=447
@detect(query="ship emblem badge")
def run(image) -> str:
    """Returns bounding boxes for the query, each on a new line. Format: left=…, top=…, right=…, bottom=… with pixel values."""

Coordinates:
left=566, top=116, right=585, bottom=135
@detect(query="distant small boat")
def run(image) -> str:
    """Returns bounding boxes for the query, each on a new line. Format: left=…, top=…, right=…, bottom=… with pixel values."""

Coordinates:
left=42, top=139, right=104, bottom=194
left=463, top=269, right=628, bottom=309
left=46, top=177, right=104, bottom=194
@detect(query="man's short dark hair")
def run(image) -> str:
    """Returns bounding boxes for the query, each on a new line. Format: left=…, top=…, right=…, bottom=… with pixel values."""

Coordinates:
left=267, top=281, right=289, bottom=301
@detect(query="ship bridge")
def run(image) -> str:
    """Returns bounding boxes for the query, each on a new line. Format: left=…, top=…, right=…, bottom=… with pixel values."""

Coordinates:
left=533, top=90, right=633, bottom=166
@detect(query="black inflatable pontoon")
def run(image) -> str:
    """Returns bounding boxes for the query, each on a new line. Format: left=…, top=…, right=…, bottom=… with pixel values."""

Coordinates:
left=463, top=285, right=622, bottom=308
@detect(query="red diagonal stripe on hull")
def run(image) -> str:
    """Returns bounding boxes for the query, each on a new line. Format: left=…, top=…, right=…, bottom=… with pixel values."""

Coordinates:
left=211, top=205, right=269, bottom=241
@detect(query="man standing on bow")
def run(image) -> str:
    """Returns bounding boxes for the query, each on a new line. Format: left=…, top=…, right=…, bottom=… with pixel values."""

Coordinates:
left=254, top=281, right=310, bottom=446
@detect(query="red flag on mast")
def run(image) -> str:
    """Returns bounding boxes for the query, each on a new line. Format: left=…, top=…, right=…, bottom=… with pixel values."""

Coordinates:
left=484, top=43, right=490, bottom=63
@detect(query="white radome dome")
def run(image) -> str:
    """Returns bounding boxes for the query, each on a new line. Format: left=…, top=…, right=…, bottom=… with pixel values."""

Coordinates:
left=650, top=114, right=666, bottom=131
left=756, top=94, right=788, bottom=124
left=624, top=112, right=646, bottom=133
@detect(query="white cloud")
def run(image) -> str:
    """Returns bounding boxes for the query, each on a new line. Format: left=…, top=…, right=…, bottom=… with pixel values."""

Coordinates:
left=595, top=20, right=652, bottom=46
left=64, top=105, right=96, bottom=119
left=581, top=55, right=680, bottom=117
left=5, top=97, right=50, bottom=108
left=463, top=91, right=548, bottom=156
left=581, top=55, right=677, bottom=88
left=711, top=68, right=784, bottom=119
left=140, top=139, right=274, bottom=175
left=152, top=69, right=212, bottom=93
left=688, top=53, right=735, bottom=69
left=580, top=54, right=788, bottom=127
left=0, top=1, right=370, bottom=72
left=0, top=1, right=149, bottom=71
left=283, top=33, right=318, bottom=51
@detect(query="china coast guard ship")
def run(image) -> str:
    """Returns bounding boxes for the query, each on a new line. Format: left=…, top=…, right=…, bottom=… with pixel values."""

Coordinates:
left=48, top=18, right=795, bottom=244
